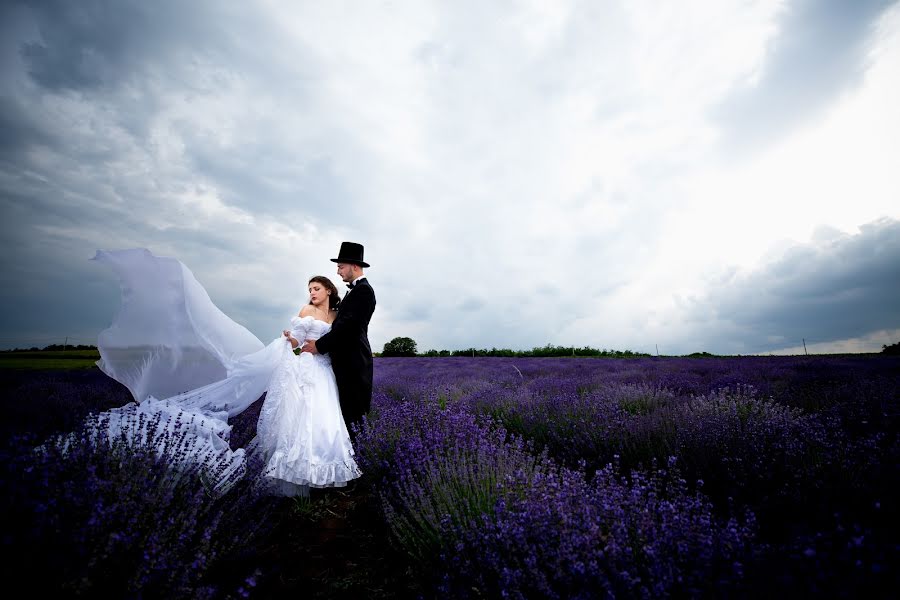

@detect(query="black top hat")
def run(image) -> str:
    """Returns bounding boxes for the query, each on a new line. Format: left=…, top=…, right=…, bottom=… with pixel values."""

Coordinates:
left=330, top=241, right=370, bottom=268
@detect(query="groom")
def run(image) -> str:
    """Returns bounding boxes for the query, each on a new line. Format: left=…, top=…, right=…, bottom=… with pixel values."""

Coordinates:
left=301, top=242, right=376, bottom=434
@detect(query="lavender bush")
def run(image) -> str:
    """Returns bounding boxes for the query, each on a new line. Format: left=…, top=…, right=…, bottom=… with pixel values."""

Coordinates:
left=355, top=395, right=552, bottom=565
left=364, top=356, right=899, bottom=597
left=444, top=458, right=755, bottom=599
left=1, top=409, right=276, bottom=598
left=672, top=386, right=835, bottom=508
left=3, top=354, right=896, bottom=597
left=0, top=369, right=131, bottom=441
left=357, top=369, right=758, bottom=596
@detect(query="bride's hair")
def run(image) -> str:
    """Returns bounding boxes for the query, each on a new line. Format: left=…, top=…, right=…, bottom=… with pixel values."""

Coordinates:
left=308, top=276, right=341, bottom=311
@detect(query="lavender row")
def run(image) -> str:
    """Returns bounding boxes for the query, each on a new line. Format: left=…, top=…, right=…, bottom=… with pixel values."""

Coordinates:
left=1, top=409, right=275, bottom=597
left=356, top=386, right=753, bottom=596
left=2, top=356, right=896, bottom=596
left=361, top=356, right=899, bottom=596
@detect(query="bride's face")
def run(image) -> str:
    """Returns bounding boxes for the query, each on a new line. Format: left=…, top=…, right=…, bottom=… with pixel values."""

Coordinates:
left=308, top=282, right=329, bottom=307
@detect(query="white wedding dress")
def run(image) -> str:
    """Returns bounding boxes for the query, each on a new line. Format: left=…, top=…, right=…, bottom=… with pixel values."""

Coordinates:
left=90, top=248, right=360, bottom=495
left=257, top=315, right=360, bottom=495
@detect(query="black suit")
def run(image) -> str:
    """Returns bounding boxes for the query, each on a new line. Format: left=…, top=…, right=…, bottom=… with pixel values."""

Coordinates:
left=315, top=277, right=375, bottom=432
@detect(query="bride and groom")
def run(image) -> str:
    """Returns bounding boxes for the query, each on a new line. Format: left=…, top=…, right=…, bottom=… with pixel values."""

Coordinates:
left=93, top=242, right=375, bottom=496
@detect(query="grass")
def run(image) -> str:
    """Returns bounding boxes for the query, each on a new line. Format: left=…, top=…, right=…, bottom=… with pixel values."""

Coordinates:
left=0, top=350, right=100, bottom=370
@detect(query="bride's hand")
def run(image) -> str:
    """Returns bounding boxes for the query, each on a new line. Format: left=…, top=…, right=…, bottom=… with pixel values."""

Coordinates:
left=283, top=329, right=291, bottom=337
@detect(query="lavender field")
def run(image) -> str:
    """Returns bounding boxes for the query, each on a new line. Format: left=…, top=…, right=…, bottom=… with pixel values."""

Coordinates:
left=3, top=355, right=899, bottom=598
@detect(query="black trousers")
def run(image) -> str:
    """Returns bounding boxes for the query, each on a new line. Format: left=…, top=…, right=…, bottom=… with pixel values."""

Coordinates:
left=336, top=373, right=372, bottom=435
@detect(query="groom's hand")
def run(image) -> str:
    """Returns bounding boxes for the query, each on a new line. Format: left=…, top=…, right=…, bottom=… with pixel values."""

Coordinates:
left=300, top=340, right=319, bottom=354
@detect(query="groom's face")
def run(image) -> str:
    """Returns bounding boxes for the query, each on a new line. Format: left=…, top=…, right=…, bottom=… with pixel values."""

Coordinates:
left=336, top=262, right=354, bottom=282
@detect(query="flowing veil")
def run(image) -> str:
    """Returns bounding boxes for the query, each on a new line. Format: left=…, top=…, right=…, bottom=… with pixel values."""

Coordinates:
left=91, top=249, right=291, bottom=488
left=93, top=249, right=270, bottom=406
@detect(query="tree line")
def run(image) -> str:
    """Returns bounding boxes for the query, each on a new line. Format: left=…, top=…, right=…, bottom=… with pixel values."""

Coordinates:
left=381, top=337, right=900, bottom=358
left=7, top=339, right=897, bottom=357
left=379, top=337, right=651, bottom=358
left=1, top=344, right=98, bottom=353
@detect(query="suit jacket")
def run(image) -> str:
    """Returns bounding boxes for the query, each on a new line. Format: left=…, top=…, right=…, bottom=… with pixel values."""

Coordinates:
left=315, top=277, right=375, bottom=386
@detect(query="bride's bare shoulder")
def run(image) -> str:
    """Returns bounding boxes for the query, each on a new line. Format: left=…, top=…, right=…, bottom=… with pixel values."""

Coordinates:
left=298, top=305, right=315, bottom=318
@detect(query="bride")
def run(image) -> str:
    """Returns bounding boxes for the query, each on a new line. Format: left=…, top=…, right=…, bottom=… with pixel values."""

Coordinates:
left=91, top=248, right=361, bottom=496
left=259, top=275, right=361, bottom=495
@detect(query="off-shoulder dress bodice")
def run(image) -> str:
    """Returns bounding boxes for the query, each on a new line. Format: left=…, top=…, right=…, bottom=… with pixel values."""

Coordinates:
left=288, top=315, right=332, bottom=342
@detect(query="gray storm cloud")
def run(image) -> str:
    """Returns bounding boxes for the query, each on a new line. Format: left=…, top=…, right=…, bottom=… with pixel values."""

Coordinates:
left=1, top=1, right=898, bottom=353
left=688, top=217, right=900, bottom=353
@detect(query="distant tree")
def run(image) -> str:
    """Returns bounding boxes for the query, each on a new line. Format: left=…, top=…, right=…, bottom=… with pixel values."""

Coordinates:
left=382, top=336, right=418, bottom=357
left=882, top=341, right=900, bottom=356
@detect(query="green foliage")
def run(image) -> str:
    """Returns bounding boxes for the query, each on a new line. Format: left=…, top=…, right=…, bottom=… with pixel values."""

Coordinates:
left=1, top=344, right=98, bottom=353
left=416, top=344, right=651, bottom=358
left=0, top=351, right=101, bottom=370
left=0, top=359, right=99, bottom=370
left=422, top=349, right=452, bottom=357
left=382, top=336, right=418, bottom=357
left=0, top=345, right=101, bottom=370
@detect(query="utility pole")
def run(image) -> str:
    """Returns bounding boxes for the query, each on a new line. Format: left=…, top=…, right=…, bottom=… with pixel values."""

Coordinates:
left=802, top=338, right=808, bottom=356
left=656, top=344, right=659, bottom=357
left=63, top=336, right=68, bottom=352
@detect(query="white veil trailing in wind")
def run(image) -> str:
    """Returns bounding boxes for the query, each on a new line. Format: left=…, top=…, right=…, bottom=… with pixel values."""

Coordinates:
left=92, top=248, right=267, bottom=407
left=91, top=249, right=293, bottom=489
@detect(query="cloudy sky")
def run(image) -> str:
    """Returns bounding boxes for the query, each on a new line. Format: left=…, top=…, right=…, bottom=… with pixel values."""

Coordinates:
left=1, top=0, right=899, bottom=355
